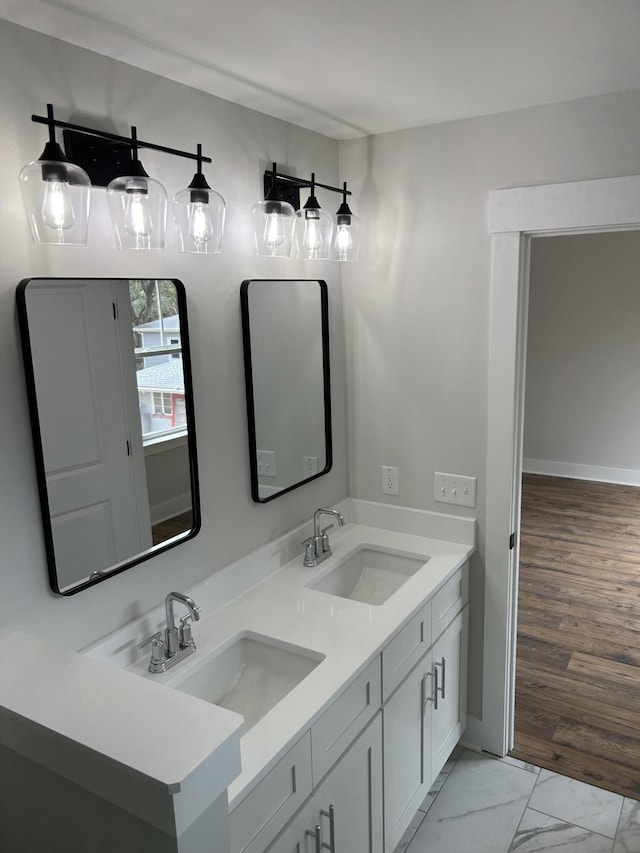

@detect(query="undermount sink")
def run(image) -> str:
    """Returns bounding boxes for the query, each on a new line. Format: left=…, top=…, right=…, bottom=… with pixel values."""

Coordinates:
left=167, top=632, right=324, bottom=734
left=308, top=546, right=430, bottom=606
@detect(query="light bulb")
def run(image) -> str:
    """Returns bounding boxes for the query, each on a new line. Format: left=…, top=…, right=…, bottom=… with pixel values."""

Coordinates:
left=335, top=223, right=353, bottom=260
left=124, top=190, right=152, bottom=238
left=303, top=214, right=322, bottom=254
left=187, top=201, right=213, bottom=245
left=42, top=181, right=75, bottom=231
left=264, top=212, right=285, bottom=254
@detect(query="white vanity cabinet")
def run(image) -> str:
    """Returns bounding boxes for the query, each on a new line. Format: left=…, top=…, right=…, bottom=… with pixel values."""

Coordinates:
left=229, top=734, right=313, bottom=853
left=268, top=714, right=383, bottom=853
left=231, top=660, right=381, bottom=853
left=431, top=607, right=468, bottom=780
left=231, top=560, right=469, bottom=853
left=383, top=649, right=434, bottom=849
left=383, top=564, right=469, bottom=852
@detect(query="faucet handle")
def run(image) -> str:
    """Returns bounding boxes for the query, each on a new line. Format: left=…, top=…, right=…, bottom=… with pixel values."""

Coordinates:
left=138, top=630, right=162, bottom=649
left=301, top=535, right=316, bottom=566
left=179, top=611, right=200, bottom=647
left=138, top=631, right=166, bottom=669
left=320, top=524, right=335, bottom=553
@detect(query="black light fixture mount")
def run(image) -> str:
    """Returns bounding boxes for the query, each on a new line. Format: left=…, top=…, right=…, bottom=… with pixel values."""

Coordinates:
left=29, top=106, right=212, bottom=187
left=262, top=165, right=352, bottom=212
left=255, top=163, right=358, bottom=259
left=23, top=104, right=225, bottom=253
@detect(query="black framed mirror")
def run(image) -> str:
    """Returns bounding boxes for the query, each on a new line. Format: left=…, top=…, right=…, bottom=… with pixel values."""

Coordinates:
left=241, top=279, right=332, bottom=502
left=17, top=278, right=200, bottom=595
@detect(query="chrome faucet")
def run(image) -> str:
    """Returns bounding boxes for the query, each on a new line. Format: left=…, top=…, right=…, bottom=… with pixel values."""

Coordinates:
left=140, top=591, right=201, bottom=674
left=302, top=508, right=345, bottom=567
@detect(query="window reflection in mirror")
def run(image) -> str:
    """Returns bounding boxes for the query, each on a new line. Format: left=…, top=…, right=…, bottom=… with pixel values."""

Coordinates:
left=17, top=278, right=200, bottom=595
left=241, top=279, right=332, bottom=502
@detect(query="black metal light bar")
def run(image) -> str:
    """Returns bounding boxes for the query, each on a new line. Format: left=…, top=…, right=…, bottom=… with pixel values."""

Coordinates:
left=31, top=105, right=212, bottom=164
left=264, top=163, right=351, bottom=196
left=262, top=162, right=352, bottom=212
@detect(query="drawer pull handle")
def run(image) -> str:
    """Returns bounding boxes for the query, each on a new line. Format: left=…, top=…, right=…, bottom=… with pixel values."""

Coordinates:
left=306, top=825, right=322, bottom=853
left=321, top=804, right=336, bottom=852
left=433, top=664, right=439, bottom=710
left=434, top=657, right=446, bottom=707
left=422, top=671, right=433, bottom=709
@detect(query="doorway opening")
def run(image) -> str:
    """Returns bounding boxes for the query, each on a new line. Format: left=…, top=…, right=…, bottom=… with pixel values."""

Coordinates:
left=481, top=173, right=640, bottom=761
left=510, top=231, right=640, bottom=797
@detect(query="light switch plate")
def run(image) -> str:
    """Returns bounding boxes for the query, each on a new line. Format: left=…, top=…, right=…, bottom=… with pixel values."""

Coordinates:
left=434, top=472, right=476, bottom=507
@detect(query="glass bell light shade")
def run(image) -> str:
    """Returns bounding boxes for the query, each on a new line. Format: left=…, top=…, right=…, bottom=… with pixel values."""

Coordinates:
left=293, top=179, right=333, bottom=260
left=107, top=132, right=166, bottom=251
left=331, top=191, right=362, bottom=262
left=251, top=197, right=296, bottom=257
left=19, top=142, right=91, bottom=246
left=172, top=156, right=225, bottom=254
left=107, top=173, right=167, bottom=250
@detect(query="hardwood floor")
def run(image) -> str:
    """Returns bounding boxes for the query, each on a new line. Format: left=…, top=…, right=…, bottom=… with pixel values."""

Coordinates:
left=511, top=473, right=640, bottom=799
left=152, top=510, right=193, bottom=545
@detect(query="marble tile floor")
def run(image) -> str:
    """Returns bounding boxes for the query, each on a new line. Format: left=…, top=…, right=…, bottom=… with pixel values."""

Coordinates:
left=396, top=748, right=640, bottom=853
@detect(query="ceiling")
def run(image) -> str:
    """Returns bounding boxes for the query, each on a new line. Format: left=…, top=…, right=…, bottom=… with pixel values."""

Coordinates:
left=3, top=0, right=640, bottom=139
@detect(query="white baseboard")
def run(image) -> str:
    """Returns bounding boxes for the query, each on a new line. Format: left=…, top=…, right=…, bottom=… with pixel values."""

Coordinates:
left=150, top=493, right=192, bottom=525
left=523, top=458, right=640, bottom=487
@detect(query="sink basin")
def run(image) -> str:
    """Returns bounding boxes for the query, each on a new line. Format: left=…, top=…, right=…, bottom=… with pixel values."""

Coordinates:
left=168, top=632, right=324, bottom=733
left=308, top=546, right=430, bottom=606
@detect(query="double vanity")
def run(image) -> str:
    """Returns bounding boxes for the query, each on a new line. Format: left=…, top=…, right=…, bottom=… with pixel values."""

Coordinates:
left=0, top=500, right=474, bottom=853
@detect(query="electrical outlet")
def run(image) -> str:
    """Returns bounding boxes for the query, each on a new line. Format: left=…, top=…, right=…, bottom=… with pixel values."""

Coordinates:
left=434, top=472, right=476, bottom=507
left=381, top=465, right=399, bottom=495
left=257, top=449, right=277, bottom=478
left=303, top=455, right=319, bottom=477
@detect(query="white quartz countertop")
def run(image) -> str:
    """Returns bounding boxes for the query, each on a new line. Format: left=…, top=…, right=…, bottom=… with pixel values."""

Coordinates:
left=0, top=630, right=243, bottom=834
left=125, top=521, right=474, bottom=808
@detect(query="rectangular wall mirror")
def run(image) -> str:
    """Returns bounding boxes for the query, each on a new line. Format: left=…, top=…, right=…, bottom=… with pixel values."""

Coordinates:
left=17, top=278, right=200, bottom=595
left=241, top=279, right=332, bottom=502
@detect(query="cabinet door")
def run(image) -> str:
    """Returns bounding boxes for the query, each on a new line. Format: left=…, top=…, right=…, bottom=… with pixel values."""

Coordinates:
left=431, top=606, right=468, bottom=782
left=269, top=714, right=383, bottom=853
left=383, top=651, right=432, bottom=853
left=265, top=802, right=317, bottom=853
left=312, top=712, right=383, bottom=853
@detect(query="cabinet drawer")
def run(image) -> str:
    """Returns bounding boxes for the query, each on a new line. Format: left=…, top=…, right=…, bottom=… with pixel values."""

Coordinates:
left=311, top=657, right=381, bottom=785
left=229, top=733, right=312, bottom=853
left=432, top=563, right=469, bottom=642
left=382, top=600, right=432, bottom=701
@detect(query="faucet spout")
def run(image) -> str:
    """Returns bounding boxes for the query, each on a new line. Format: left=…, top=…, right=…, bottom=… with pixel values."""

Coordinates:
left=165, top=591, right=200, bottom=631
left=303, top=508, right=345, bottom=567
left=140, top=591, right=201, bottom=674
left=313, top=508, right=345, bottom=539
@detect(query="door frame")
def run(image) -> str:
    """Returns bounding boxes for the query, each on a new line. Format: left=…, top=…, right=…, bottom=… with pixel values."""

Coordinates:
left=480, top=174, right=640, bottom=756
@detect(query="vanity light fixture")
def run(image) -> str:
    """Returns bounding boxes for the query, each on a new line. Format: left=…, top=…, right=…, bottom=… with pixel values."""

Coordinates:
left=172, top=144, right=225, bottom=254
left=256, top=164, right=361, bottom=260
left=251, top=162, right=296, bottom=257
left=19, top=104, right=91, bottom=246
left=21, top=104, right=220, bottom=253
left=294, top=173, right=333, bottom=260
left=331, top=182, right=361, bottom=262
left=106, top=127, right=167, bottom=251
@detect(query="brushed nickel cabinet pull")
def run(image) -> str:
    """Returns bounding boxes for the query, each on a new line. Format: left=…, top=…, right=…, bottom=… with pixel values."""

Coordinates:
left=434, top=657, right=446, bottom=707
left=306, top=825, right=322, bottom=853
left=321, top=804, right=336, bottom=852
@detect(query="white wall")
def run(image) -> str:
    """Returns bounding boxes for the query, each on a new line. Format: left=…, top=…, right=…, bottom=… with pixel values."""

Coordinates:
left=339, top=90, right=640, bottom=719
left=0, top=20, right=347, bottom=650
left=145, top=444, right=191, bottom=523
left=524, top=231, right=640, bottom=482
